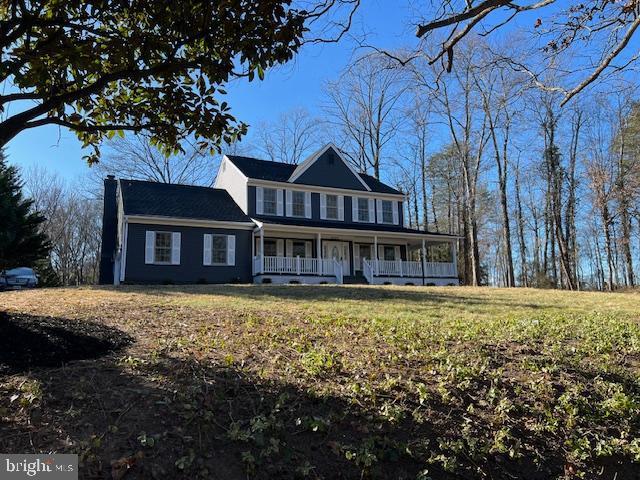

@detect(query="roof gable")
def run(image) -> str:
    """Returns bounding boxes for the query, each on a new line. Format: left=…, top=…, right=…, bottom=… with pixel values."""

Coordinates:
left=288, top=144, right=371, bottom=191
left=224, top=149, right=402, bottom=195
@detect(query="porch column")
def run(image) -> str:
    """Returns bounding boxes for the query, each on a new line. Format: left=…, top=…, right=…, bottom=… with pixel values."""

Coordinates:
left=374, top=235, right=378, bottom=275
left=260, top=228, right=265, bottom=274
left=421, top=239, right=427, bottom=285
left=317, top=233, right=322, bottom=275
left=451, top=239, right=458, bottom=278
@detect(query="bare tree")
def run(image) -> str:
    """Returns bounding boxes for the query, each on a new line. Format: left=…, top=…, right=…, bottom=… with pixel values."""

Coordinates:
left=96, top=135, right=217, bottom=186
left=254, top=108, right=324, bottom=164
left=325, top=53, right=409, bottom=178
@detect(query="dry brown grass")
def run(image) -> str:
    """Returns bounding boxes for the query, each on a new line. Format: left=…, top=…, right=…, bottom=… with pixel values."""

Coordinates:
left=1, top=285, right=639, bottom=479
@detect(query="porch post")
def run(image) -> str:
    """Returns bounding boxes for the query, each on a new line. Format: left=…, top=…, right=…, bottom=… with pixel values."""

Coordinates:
left=317, top=233, right=322, bottom=275
left=374, top=235, right=378, bottom=275
left=260, top=228, right=265, bottom=274
left=421, top=238, right=427, bottom=286
left=451, top=239, right=458, bottom=278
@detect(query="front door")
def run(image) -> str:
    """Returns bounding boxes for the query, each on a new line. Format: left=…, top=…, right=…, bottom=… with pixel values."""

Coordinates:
left=356, top=244, right=372, bottom=272
left=323, top=241, right=350, bottom=276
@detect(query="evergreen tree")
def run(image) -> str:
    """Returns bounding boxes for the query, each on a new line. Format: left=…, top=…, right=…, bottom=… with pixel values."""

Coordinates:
left=0, top=150, right=50, bottom=271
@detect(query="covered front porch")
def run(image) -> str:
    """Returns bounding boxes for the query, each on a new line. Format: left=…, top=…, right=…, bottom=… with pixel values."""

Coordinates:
left=251, top=222, right=459, bottom=285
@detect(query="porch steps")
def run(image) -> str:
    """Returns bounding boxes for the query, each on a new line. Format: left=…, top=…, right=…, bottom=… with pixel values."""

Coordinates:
left=343, top=274, right=369, bottom=285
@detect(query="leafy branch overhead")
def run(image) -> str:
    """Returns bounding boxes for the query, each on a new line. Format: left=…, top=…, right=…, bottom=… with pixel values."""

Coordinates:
left=0, top=0, right=332, bottom=163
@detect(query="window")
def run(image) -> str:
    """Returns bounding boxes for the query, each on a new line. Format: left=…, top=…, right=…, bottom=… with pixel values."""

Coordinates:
left=154, top=232, right=172, bottom=263
left=357, top=198, right=370, bottom=222
left=211, top=235, right=227, bottom=264
left=326, top=194, right=338, bottom=220
left=263, top=188, right=277, bottom=215
left=291, top=241, right=307, bottom=257
left=381, top=200, right=394, bottom=223
left=264, top=240, right=277, bottom=256
left=291, top=191, right=306, bottom=217
left=383, top=246, right=396, bottom=261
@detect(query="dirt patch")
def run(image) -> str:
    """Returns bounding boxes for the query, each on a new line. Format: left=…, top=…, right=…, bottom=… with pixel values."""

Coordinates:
left=0, top=312, right=133, bottom=374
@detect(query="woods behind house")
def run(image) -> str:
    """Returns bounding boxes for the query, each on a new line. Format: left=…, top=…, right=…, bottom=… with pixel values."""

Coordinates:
left=16, top=35, right=640, bottom=291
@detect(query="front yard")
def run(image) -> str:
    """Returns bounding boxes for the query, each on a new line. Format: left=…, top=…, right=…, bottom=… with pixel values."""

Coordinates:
left=1, top=285, right=639, bottom=479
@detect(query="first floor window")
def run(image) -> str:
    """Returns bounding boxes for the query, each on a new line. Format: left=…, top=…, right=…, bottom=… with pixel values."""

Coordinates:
left=326, top=194, right=339, bottom=220
left=264, top=239, right=278, bottom=256
left=263, top=188, right=277, bottom=215
left=381, top=200, right=394, bottom=223
left=291, top=241, right=307, bottom=257
left=146, top=231, right=180, bottom=265
left=212, top=235, right=227, bottom=264
left=154, top=232, right=172, bottom=263
left=383, top=246, right=396, bottom=261
left=358, top=198, right=370, bottom=222
left=291, top=191, right=306, bottom=217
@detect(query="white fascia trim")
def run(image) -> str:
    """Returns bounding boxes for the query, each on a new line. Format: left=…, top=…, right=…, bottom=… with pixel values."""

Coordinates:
left=253, top=221, right=461, bottom=240
left=287, top=143, right=372, bottom=192
left=247, top=179, right=403, bottom=200
left=126, top=215, right=256, bottom=230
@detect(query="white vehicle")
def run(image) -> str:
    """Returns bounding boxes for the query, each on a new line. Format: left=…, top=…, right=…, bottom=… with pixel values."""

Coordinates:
left=0, top=267, right=38, bottom=290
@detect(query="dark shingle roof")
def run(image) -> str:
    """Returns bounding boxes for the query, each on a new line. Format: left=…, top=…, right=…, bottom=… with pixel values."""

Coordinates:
left=226, top=155, right=402, bottom=195
left=252, top=215, right=457, bottom=237
left=119, top=179, right=251, bottom=223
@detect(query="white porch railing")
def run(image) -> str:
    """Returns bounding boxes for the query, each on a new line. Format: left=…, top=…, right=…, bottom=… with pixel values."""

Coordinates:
left=254, top=256, right=337, bottom=277
left=253, top=256, right=456, bottom=281
left=369, top=259, right=456, bottom=278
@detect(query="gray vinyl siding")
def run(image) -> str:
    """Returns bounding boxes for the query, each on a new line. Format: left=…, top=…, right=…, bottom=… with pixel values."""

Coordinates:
left=124, top=223, right=252, bottom=284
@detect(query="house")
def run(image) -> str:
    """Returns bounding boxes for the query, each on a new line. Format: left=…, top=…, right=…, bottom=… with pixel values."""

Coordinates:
left=99, top=144, right=459, bottom=285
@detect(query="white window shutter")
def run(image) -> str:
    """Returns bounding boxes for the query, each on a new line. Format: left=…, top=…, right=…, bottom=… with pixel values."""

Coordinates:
left=171, top=232, right=181, bottom=265
left=393, top=201, right=399, bottom=225
left=277, top=189, right=284, bottom=216
left=276, top=239, right=284, bottom=257
left=145, top=231, right=155, bottom=264
left=286, top=239, right=293, bottom=257
left=305, top=241, right=312, bottom=258
left=203, top=234, right=212, bottom=265
left=394, top=246, right=401, bottom=261
left=305, top=192, right=312, bottom=218
left=354, top=244, right=360, bottom=270
left=227, top=235, right=236, bottom=266
left=286, top=190, right=292, bottom=216
left=376, top=199, right=383, bottom=223
left=352, top=197, right=358, bottom=222
left=368, top=199, right=375, bottom=223
left=256, top=187, right=264, bottom=215
left=320, top=194, right=327, bottom=219
left=338, top=195, right=344, bottom=221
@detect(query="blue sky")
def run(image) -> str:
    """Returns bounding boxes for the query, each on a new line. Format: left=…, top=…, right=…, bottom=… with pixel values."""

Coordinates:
left=6, top=1, right=415, bottom=180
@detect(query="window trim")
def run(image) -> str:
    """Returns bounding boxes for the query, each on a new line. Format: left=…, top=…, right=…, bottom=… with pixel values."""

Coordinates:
left=262, top=187, right=278, bottom=215
left=203, top=233, right=236, bottom=266
left=145, top=230, right=180, bottom=265
left=153, top=231, right=173, bottom=264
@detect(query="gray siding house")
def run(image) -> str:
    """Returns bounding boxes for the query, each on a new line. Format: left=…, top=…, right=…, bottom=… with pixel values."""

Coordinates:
left=99, top=144, right=459, bottom=285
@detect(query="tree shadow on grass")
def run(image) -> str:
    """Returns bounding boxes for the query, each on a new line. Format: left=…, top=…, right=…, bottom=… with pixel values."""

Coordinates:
left=111, top=284, right=553, bottom=311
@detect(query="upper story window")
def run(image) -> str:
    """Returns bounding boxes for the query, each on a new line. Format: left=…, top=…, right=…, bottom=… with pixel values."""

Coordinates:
left=320, top=193, right=343, bottom=221
left=358, top=198, right=370, bottom=222
left=291, top=191, right=306, bottom=217
left=326, top=194, right=338, bottom=219
left=263, top=188, right=277, bottom=215
left=154, top=232, right=172, bottom=263
left=381, top=200, right=394, bottom=223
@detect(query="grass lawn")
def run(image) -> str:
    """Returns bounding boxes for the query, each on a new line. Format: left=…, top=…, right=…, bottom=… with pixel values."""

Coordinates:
left=1, top=285, right=639, bottom=479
